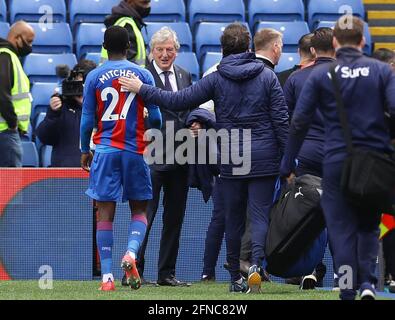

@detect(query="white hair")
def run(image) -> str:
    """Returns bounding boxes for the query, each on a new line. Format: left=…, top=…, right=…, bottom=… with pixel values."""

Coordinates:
left=150, top=27, right=181, bottom=52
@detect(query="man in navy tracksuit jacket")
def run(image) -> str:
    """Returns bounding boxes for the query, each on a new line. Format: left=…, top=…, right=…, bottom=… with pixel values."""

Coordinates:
left=119, top=23, right=289, bottom=293
left=281, top=16, right=395, bottom=300
left=282, top=27, right=336, bottom=289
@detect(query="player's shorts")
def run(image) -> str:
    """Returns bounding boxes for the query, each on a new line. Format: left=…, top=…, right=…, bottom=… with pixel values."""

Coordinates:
left=86, top=151, right=152, bottom=202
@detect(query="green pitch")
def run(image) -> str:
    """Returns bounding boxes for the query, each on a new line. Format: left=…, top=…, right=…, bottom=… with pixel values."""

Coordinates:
left=0, top=280, right=363, bottom=300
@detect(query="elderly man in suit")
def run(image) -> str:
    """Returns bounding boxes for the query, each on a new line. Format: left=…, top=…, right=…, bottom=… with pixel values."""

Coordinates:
left=136, top=27, right=193, bottom=286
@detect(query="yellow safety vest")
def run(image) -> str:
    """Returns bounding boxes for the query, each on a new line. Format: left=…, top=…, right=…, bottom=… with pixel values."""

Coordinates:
left=0, top=48, right=31, bottom=132
left=100, top=17, right=146, bottom=67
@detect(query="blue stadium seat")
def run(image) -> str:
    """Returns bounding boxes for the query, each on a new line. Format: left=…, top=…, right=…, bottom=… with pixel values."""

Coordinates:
left=276, top=52, right=299, bottom=73
left=40, top=145, right=52, bottom=167
left=308, top=0, right=365, bottom=29
left=85, top=52, right=101, bottom=65
left=24, top=53, right=78, bottom=83
left=195, top=22, right=251, bottom=62
left=316, top=20, right=372, bottom=55
left=10, top=0, right=66, bottom=23
left=201, top=52, right=222, bottom=74
left=145, top=0, right=185, bottom=22
left=175, top=52, right=200, bottom=81
left=69, top=0, right=119, bottom=31
left=30, top=82, right=57, bottom=124
left=248, top=0, right=305, bottom=30
left=0, top=0, right=6, bottom=22
left=30, top=22, right=73, bottom=54
left=256, top=21, right=310, bottom=52
left=21, top=141, right=39, bottom=167
left=0, top=21, right=9, bottom=38
left=144, top=22, right=192, bottom=52
left=76, top=23, right=106, bottom=59
left=20, top=123, right=33, bottom=141
left=189, top=0, right=245, bottom=31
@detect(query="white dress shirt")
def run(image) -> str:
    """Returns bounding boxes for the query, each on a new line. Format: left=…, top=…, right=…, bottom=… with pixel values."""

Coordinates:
left=153, top=60, right=179, bottom=92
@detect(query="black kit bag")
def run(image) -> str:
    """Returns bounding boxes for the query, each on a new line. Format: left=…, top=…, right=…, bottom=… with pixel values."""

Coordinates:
left=265, top=175, right=326, bottom=276
left=329, top=66, right=395, bottom=212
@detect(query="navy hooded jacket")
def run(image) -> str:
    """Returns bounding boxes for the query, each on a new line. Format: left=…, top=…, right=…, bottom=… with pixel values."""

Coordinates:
left=138, top=52, right=289, bottom=179
left=282, top=57, right=335, bottom=175
left=281, top=47, right=395, bottom=176
left=185, top=108, right=219, bottom=202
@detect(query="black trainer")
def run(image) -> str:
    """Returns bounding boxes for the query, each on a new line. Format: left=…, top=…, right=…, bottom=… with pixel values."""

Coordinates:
left=229, top=278, right=248, bottom=293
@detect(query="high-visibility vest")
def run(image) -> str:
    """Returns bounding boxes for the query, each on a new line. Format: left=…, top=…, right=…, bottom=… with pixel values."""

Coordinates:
left=0, top=48, right=31, bottom=132
left=100, top=17, right=146, bottom=67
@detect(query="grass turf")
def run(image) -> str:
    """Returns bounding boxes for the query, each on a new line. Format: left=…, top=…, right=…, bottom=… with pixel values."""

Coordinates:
left=0, top=280, right=356, bottom=300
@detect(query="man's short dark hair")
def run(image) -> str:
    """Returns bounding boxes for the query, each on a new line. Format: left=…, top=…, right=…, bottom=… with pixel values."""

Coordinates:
left=103, top=26, right=130, bottom=55
left=334, top=15, right=364, bottom=47
left=74, top=59, right=97, bottom=81
left=221, top=23, right=251, bottom=57
left=311, top=27, right=334, bottom=54
left=298, top=33, right=314, bottom=57
left=372, top=48, right=395, bottom=64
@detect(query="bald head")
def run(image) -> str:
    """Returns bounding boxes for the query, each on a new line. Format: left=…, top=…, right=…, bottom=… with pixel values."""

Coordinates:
left=7, top=21, right=35, bottom=55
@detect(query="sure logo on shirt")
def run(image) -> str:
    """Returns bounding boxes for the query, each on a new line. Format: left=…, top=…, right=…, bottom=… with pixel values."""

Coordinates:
left=328, top=65, right=370, bottom=80
left=340, top=66, right=370, bottom=79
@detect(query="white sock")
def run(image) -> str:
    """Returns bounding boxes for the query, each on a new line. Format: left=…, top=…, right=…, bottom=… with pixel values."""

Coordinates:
left=128, top=251, right=136, bottom=260
left=102, top=273, right=114, bottom=282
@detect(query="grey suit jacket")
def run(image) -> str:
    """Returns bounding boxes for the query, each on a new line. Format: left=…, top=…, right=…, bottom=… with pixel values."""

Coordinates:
left=146, top=61, right=193, bottom=171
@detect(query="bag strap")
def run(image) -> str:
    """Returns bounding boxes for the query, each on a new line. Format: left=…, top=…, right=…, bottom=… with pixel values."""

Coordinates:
left=329, top=64, right=354, bottom=154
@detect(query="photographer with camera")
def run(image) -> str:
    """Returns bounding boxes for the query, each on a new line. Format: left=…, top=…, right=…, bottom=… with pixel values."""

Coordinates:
left=35, top=59, right=96, bottom=167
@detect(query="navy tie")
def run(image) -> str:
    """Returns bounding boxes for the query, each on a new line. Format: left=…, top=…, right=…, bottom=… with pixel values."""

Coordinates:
left=162, top=71, right=173, bottom=92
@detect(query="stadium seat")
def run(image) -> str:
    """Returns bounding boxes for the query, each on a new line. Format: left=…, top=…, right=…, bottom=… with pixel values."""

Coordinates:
left=85, top=52, right=101, bottom=65
left=20, top=123, right=33, bottom=142
left=195, top=22, right=251, bottom=62
left=145, top=0, right=185, bottom=22
left=201, top=52, right=222, bottom=75
left=24, top=53, right=78, bottom=83
left=30, top=82, right=57, bottom=124
left=69, top=0, right=119, bottom=31
left=9, top=0, right=66, bottom=23
left=144, top=22, right=192, bottom=52
left=175, top=52, right=199, bottom=81
left=40, top=145, right=52, bottom=167
left=248, top=0, right=305, bottom=30
left=276, top=52, right=300, bottom=73
left=21, top=141, right=39, bottom=167
left=189, top=0, right=245, bottom=31
left=308, top=0, right=365, bottom=29
left=256, top=21, right=310, bottom=52
left=0, top=21, right=9, bottom=38
left=29, top=22, right=73, bottom=54
left=0, top=0, right=6, bottom=22
left=76, top=23, right=106, bottom=59
left=316, top=20, right=372, bottom=55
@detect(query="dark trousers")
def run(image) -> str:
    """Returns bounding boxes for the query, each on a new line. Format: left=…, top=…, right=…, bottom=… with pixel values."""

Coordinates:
left=383, top=229, right=395, bottom=279
left=321, top=162, right=381, bottom=300
left=137, top=167, right=189, bottom=281
left=222, top=176, right=276, bottom=282
left=202, top=178, right=252, bottom=277
left=202, top=177, right=225, bottom=277
left=0, top=129, right=22, bottom=167
left=239, top=211, right=251, bottom=261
